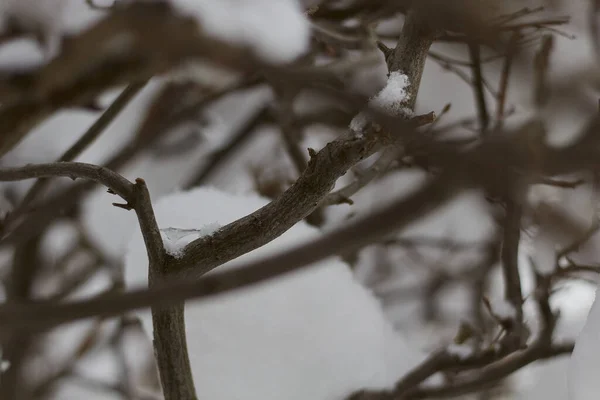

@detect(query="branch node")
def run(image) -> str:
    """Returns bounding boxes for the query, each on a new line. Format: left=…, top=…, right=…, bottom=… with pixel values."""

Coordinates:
left=112, top=202, right=134, bottom=211
left=376, top=40, right=393, bottom=62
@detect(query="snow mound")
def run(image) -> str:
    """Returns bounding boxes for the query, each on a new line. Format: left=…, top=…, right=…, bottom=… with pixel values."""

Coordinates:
left=124, top=186, right=423, bottom=400
left=172, top=0, right=310, bottom=64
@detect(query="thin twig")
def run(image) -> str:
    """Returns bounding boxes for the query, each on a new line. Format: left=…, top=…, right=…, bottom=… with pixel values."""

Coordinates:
left=468, top=42, right=489, bottom=132
left=0, top=162, right=133, bottom=201
left=496, top=30, right=520, bottom=121
left=533, top=34, right=554, bottom=109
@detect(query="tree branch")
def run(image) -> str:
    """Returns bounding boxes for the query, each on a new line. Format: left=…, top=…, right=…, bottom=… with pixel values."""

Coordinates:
left=131, top=179, right=197, bottom=400
left=169, top=8, right=436, bottom=277
left=0, top=162, right=133, bottom=201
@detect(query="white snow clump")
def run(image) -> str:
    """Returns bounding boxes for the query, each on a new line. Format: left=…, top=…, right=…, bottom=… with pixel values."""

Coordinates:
left=370, top=71, right=413, bottom=117
left=172, top=0, right=310, bottom=64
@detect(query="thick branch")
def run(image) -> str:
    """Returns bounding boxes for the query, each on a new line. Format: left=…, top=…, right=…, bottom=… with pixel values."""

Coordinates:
left=387, top=10, right=436, bottom=109
left=171, top=127, right=379, bottom=276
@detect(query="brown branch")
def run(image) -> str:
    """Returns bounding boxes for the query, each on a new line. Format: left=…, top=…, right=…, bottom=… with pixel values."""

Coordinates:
left=352, top=246, right=568, bottom=400
left=170, top=124, right=380, bottom=276
left=533, top=34, right=554, bottom=109
left=324, top=112, right=435, bottom=206
left=387, top=10, right=435, bottom=110
left=404, top=342, right=573, bottom=398
left=324, top=146, right=399, bottom=206
left=131, top=178, right=197, bottom=400
left=167, top=9, right=437, bottom=276
left=0, top=162, right=133, bottom=200
left=468, top=42, right=489, bottom=132
left=500, top=199, right=526, bottom=347
left=273, top=89, right=308, bottom=175
left=272, top=86, right=326, bottom=226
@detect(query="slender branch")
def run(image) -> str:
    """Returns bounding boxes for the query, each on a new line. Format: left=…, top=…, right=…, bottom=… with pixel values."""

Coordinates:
left=324, top=112, right=435, bottom=206
left=500, top=199, right=526, bottom=346
left=131, top=179, right=197, bottom=400
left=324, top=146, right=399, bottom=206
left=0, top=162, right=133, bottom=201
left=168, top=9, right=437, bottom=276
left=533, top=34, right=554, bottom=109
left=404, top=343, right=573, bottom=398
left=273, top=88, right=308, bottom=175
left=496, top=31, right=520, bottom=121
left=468, top=42, right=489, bottom=132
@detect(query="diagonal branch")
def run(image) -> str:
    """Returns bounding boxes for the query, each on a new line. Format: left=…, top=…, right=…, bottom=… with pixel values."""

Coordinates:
left=169, top=8, right=437, bottom=277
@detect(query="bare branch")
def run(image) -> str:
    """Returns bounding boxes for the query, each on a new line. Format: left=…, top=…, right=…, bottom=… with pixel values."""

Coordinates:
left=0, top=162, right=133, bottom=201
left=131, top=178, right=197, bottom=400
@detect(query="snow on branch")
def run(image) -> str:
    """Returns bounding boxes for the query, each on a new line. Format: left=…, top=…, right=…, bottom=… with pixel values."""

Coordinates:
left=369, top=71, right=413, bottom=118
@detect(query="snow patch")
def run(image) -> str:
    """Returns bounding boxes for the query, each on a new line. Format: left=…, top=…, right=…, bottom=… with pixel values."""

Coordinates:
left=349, top=111, right=369, bottom=137
left=160, top=224, right=220, bottom=258
left=369, top=71, right=412, bottom=118
left=349, top=72, right=412, bottom=136
left=447, top=343, right=473, bottom=360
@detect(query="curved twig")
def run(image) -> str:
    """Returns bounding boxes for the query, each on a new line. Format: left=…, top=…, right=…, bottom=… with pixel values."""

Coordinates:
left=0, top=162, right=133, bottom=200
